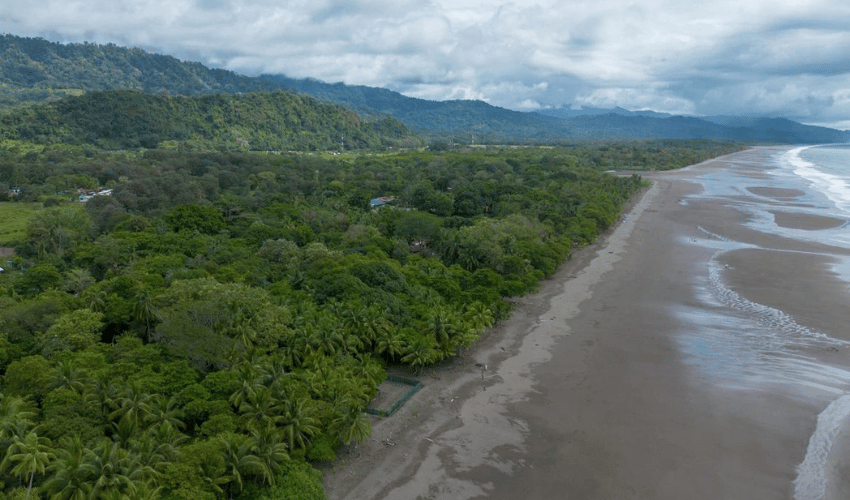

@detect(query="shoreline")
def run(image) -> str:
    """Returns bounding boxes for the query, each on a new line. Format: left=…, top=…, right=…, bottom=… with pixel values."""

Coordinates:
left=322, top=179, right=661, bottom=499
left=323, top=146, right=850, bottom=499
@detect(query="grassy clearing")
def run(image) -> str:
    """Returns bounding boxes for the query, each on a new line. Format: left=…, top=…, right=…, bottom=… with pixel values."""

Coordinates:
left=0, top=202, right=40, bottom=245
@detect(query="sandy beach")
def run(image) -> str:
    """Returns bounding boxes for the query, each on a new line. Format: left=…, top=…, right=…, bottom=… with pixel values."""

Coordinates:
left=323, top=147, right=850, bottom=500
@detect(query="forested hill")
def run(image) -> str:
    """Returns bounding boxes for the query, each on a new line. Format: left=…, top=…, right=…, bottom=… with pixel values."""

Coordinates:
left=258, top=74, right=572, bottom=140
left=0, top=90, right=416, bottom=150
left=1, top=33, right=848, bottom=144
left=0, top=34, right=286, bottom=107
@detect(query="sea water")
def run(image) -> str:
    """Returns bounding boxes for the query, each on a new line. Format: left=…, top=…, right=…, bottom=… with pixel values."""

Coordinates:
left=738, top=145, right=850, bottom=250
left=787, top=145, right=850, bottom=500
left=794, top=145, right=850, bottom=216
left=674, top=145, right=850, bottom=499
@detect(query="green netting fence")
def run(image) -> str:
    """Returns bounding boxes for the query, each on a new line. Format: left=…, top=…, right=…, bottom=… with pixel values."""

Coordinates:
left=366, top=375, right=422, bottom=417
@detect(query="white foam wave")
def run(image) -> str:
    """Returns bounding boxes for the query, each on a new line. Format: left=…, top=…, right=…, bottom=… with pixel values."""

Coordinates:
left=707, top=250, right=850, bottom=349
left=794, top=394, right=850, bottom=500
left=784, top=147, right=850, bottom=214
left=697, top=225, right=732, bottom=242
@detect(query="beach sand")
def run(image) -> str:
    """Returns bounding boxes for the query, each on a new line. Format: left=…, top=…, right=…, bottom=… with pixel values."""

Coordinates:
left=322, top=147, right=850, bottom=500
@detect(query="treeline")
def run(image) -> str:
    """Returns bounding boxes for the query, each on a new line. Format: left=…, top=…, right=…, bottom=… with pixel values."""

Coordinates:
left=0, top=90, right=417, bottom=151
left=564, top=139, right=747, bottom=170
left=0, top=140, right=744, bottom=499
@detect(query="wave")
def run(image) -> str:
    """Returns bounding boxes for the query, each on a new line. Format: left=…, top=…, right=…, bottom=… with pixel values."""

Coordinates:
left=705, top=248, right=850, bottom=499
left=794, top=394, right=850, bottom=500
left=784, top=147, right=850, bottom=215
left=707, top=250, right=850, bottom=350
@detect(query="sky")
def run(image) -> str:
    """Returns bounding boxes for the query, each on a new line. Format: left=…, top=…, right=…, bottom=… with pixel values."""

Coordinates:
left=2, top=0, right=850, bottom=129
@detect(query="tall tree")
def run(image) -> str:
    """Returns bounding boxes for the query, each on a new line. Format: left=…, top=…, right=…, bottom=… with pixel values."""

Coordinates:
left=329, top=404, right=371, bottom=448
left=219, top=433, right=270, bottom=494
left=82, top=440, right=150, bottom=500
left=109, top=380, right=153, bottom=428
left=132, top=290, right=157, bottom=342
left=279, top=399, right=319, bottom=452
left=248, top=426, right=289, bottom=481
left=0, top=430, right=56, bottom=499
left=26, top=205, right=93, bottom=259
left=43, top=434, right=91, bottom=500
left=0, top=394, right=36, bottom=441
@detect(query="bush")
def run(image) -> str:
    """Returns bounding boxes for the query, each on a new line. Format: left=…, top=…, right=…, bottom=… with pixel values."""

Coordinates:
left=306, top=433, right=337, bottom=462
left=238, top=461, right=326, bottom=500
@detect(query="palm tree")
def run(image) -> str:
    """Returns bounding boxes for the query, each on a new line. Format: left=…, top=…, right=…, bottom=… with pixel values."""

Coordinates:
left=376, top=328, right=406, bottom=361
left=228, top=364, right=265, bottom=410
left=329, top=405, right=371, bottom=447
left=133, top=429, right=181, bottom=475
left=276, top=342, right=302, bottom=371
left=437, top=228, right=461, bottom=265
left=238, top=388, right=284, bottom=431
left=304, top=357, right=346, bottom=401
left=248, top=426, right=289, bottom=480
left=338, top=303, right=364, bottom=337
left=132, top=290, right=158, bottom=342
left=110, top=416, right=139, bottom=449
left=82, top=288, right=107, bottom=314
left=304, top=316, right=345, bottom=358
left=458, top=245, right=484, bottom=272
left=82, top=439, right=153, bottom=500
left=0, top=394, right=36, bottom=441
left=424, top=307, right=461, bottom=354
left=401, top=335, right=440, bottom=374
left=130, top=481, right=162, bottom=500
left=42, top=434, right=91, bottom=500
left=262, top=356, right=290, bottom=390
left=340, top=328, right=365, bottom=354
left=280, top=399, right=320, bottom=452
left=83, top=374, right=121, bottom=426
left=352, top=356, right=385, bottom=389
left=98, top=481, right=161, bottom=500
left=52, top=359, right=86, bottom=394
left=219, top=433, right=271, bottom=494
left=360, top=305, right=393, bottom=346
left=464, top=301, right=494, bottom=331
left=0, top=430, right=56, bottom=499
left=109, top=380, right=153, bottom=428
left=83, top=440, right=134, bottom=499
left=144, top=395, right=185, bottom=433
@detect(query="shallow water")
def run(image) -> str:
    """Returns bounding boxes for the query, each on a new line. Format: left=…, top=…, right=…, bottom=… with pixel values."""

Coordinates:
left=673, top=146, right=850, bottom=499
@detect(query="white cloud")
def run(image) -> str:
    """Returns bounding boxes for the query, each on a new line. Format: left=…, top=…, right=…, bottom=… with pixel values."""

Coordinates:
left=575, top=87, right=697, bottom=115
left=1, top=0, right=848, bottom=123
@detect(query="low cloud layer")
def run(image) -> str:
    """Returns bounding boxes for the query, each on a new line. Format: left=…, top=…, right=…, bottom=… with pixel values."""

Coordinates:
left=2, top=0, right=849, bottom=127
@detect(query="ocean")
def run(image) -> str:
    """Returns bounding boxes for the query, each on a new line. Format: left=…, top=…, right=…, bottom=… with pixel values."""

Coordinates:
left=674, top=145, right=850, bottom=499
left=795, top=145, right=850, bottom=217
left=786, top=145, right=850, bottom=500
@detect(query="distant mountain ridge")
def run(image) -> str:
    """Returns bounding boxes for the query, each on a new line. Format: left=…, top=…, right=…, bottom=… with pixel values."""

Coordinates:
left=534, top=106, right=673, bottom=119
left=1, top=33, right=847, bottom=144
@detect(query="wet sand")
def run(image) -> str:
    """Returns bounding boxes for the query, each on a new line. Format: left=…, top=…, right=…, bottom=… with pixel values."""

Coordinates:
left=769, top=211, right=846, bottom=230
left=323, top=147, right=850, bottom=500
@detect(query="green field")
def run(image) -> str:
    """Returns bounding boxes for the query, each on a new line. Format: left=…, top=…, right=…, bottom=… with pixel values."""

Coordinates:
left=0, top=202, right=40, bottom=245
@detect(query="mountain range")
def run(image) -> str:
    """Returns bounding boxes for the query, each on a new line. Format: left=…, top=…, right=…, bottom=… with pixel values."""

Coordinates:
left=1, top=33, right=847, bottom=145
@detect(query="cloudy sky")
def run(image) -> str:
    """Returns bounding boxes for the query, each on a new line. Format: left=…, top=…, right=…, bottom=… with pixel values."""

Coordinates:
left=2, top=0, right=850, bottom=128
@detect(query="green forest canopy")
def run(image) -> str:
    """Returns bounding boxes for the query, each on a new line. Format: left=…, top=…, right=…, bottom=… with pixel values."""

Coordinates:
left=0, top=90, right=418, bottom=152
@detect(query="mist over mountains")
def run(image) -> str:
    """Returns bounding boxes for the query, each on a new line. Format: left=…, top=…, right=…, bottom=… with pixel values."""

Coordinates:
left=1, top=34, right=847, bottom=145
